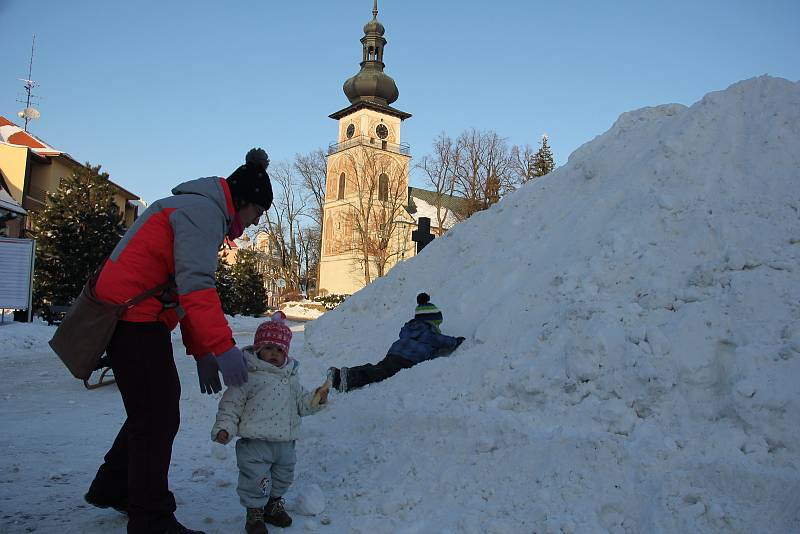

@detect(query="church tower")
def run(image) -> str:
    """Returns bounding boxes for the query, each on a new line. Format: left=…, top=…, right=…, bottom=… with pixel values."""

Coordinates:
left=319, top=0, right=412, bottom=295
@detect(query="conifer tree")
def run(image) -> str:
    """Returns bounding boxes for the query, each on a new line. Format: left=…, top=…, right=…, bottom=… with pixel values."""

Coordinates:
left=215, top=256, right=235, bottom=315
left=219, top=248, right=267, bottom=316
left=532, top=134, right=555, bottom=177
left=29, top=163, right=126, bottom=316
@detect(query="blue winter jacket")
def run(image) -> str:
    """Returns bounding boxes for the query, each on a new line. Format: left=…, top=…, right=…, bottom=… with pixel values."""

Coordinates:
left=386, top=318, right=461, bottom=364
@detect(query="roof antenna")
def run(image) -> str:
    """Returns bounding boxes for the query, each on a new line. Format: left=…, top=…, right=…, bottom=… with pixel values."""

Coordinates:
left=17, top=34, right=41, bottom=132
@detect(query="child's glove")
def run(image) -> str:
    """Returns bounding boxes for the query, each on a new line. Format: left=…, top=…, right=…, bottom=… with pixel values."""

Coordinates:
left=214, top=429, right=230, bottom=444
left=310, top=380, right=331, bottom=408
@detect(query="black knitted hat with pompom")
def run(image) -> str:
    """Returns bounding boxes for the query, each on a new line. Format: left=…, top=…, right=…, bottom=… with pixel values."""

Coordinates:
left=226, top=148, right=273, bottom=210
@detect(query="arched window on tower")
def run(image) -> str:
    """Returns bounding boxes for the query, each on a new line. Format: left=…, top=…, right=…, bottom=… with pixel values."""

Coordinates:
left=378, top=173, right=389, bottom=202
left=338, top=173, right=346, bottom=200
left=368, top=46, right=375, bottom=60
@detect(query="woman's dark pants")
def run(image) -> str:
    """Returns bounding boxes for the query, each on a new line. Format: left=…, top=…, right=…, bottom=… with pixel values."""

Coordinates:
left=87, top=321, right=180, bottom=533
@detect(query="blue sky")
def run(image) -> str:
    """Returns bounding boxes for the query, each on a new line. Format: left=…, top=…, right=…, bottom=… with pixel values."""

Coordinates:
left=1, top=0, right=798, bottom=203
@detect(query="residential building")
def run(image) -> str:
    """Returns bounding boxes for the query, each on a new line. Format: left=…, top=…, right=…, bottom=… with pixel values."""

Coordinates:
left=0, top=116, right=141, bottom=237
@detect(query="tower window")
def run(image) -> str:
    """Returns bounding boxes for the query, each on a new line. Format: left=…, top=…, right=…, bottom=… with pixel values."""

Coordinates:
left=338, top=173, right=346, bottom=199
left=378, top=173, right=389, bottom=201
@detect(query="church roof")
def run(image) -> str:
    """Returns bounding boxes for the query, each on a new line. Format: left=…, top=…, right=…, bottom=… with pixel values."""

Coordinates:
left=329, top=99, right=411, bottom=121
left=407, top=187, right=470, bottom=229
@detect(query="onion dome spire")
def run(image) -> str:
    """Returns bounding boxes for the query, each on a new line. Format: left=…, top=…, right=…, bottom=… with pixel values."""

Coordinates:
left=343, top=0, right=399, bottom=106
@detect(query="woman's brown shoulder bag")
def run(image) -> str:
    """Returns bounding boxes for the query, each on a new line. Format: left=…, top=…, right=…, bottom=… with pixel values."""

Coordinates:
left=49, top=271, right=174, bottom=380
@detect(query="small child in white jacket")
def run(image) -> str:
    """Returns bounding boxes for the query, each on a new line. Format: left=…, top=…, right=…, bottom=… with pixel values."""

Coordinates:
left=212, top=312, right=329, bottom=534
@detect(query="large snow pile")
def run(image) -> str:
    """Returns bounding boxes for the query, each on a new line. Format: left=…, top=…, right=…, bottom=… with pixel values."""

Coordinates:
left=304, top=76, right=800, bottom=532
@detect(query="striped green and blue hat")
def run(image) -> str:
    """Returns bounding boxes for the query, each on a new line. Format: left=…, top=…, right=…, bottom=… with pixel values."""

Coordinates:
left=415, top=292, right=443, bottom=330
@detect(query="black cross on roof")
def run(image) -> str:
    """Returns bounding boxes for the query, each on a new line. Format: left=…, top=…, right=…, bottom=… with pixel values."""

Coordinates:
left=411, top=216, right=435, bottom=253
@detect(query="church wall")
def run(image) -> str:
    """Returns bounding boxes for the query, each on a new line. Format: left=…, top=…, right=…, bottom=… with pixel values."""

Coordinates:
left=319, top=254, right=368, bottom=295
left=320, top=125, right=414, bottom=295
left=337, top=108, right=402, bottom=145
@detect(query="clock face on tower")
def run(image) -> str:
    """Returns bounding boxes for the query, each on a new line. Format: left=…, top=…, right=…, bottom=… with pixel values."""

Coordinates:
left=376, top=124, right=388, bottom=140
left=346, top=124, right=355, bottom=139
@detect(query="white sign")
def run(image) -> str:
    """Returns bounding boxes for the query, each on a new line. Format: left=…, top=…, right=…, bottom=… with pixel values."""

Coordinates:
left=0, top=238, right=35, bottom=309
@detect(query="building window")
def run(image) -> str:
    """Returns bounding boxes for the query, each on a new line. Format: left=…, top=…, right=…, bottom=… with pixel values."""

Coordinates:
left=338, top=173, right=346, bottom=199
left=378, top=173, right=389, bottom=201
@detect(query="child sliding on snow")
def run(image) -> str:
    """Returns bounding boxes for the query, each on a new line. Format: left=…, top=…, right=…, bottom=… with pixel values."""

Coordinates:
left=212, top=312, right=329, bottom=534
left=328, top=292, right=465, bottom=392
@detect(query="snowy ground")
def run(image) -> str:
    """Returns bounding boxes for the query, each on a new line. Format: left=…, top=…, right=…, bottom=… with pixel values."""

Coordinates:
left=0, top=317, right=340, bottom=534
left=2, top=76, right=800, bottom=533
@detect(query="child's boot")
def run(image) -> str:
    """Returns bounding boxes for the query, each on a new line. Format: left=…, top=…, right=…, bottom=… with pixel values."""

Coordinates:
left=245, top=507, right=268, bottom=534
left=264, top=496, right=292, bottom=527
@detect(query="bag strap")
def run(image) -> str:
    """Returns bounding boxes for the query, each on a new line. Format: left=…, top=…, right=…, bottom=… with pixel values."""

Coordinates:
left=89, top=257, right=177, bottom=311
left=123, top=277, right=177, bottom=309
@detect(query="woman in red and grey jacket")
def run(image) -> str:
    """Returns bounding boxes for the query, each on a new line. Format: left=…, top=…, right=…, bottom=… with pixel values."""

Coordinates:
left=84, top=148, right=272, bottom=534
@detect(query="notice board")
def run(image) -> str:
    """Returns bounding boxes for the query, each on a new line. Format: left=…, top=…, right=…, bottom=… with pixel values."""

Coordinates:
left=0, top=238, right=35, bottom=310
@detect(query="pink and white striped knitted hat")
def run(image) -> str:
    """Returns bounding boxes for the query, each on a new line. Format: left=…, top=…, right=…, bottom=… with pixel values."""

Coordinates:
left=253, top=311, right=292, bottom=354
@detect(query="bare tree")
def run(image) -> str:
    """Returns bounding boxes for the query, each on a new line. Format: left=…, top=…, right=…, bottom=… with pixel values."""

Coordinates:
left=259, top=162, right=308, bottom=291
left=452, top=129, right=514, bottom=220
left=510, top=143, right=537, bottom=184
left=296, top=225, right=320, bottom=294
left=416, top=132, right=459, bottom=231
left=294, top=149, right=326, bottom=228
left=294, top=149, right=326, bottom=294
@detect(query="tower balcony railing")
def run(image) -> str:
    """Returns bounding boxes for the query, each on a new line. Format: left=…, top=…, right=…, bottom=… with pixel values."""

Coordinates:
left=328, top=135, right=411, bottom=156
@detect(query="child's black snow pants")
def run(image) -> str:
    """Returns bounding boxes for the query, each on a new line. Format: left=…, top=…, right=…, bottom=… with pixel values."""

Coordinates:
left=87, top=320, right=181, bottom=533
left=345, top=353, right=415, bottom=391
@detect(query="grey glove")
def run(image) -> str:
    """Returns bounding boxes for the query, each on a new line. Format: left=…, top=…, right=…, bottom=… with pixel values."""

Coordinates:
left=196, top=353, right=222, bottom=394
left=216, top=346, right=249, bottom=387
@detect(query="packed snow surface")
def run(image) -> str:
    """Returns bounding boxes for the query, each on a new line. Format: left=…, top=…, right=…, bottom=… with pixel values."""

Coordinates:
left=1, top=76, right=799, bottom=533
left=304, top=76, right=800, bottom=532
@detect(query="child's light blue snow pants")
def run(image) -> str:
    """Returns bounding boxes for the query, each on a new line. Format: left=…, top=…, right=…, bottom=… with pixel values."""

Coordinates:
left=235, top=438, right=296, bottom=508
